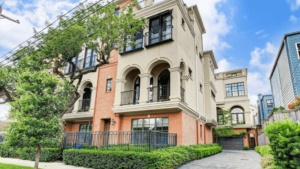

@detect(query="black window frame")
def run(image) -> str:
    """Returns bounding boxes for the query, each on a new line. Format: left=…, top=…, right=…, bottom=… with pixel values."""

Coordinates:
left=231, top=108, right=245, bottom=124
left=121, top=28, right=144, bottom=54
left=225, top=82, right=245, bottom=97
left=131, top=117, right=169, bottom=132
left=266, top=99, right=273, bottom=108
left=79, top=124, right=92, bottom=132
left=83, top=48, right=97, bottom=69
left=106, top=79, right=112, bottom=92
left=68, top=53, right=80, bottom=73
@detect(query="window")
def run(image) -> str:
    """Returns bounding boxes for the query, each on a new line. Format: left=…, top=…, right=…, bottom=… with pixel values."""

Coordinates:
left=200, top=125, right=203, bottom=139
left=132, top=118, right=169, bottom=132
left=211, top=90, right=215, bottom=100
left=231, top=73, right=237, bottom=77
left=225, top=82, right=245, bottom=97
left=115, top=8, right=120, bottom=16
left=231, top=108, right=244, bottom=124
left=148, top=13, right=172, bottom=45
left=123, top=29, right=143, bottom=53
left=297, top=43, right=300, bottom=59
left=217, top=109, right=224, bottom=125
left=106, top=79, right=112, bottom=92
left=200, top=84, right=203, bottom=92
left=266, top=99, right=273, bottom=108
left=68, top=52, right=81, bottom=73
left=84, top=49, right=97, bottom=69
left=79, top=124, right=92, bottom=132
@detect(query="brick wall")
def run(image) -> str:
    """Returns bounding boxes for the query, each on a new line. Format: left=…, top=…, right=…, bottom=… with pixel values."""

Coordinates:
left=182, top=113, right=197, bottom=145
left=64, top=121, right=92, bottom=132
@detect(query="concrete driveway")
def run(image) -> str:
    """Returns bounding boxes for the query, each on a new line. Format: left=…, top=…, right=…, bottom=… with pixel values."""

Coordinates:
left=177, top=150, right=262, bottom=169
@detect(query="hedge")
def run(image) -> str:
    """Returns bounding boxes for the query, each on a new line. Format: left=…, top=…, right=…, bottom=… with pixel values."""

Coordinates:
left=63, top=144, right=222, bottom=169
left=255, top=145, right=272, bottom=157
left=0, top=146, right=62, bottom=162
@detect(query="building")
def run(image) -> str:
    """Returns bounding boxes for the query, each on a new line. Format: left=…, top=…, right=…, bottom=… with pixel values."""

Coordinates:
left=269, top=31, right=300, bottom=109
left=249, top=104, right=258, bottom=126
left=215, top=69, right=258, bottom=149
left=257, top=94, right=274, bottom=124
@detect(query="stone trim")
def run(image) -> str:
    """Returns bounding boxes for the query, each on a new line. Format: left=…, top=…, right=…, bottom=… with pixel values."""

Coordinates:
left=204, top=81, right=217, bottom=94
left=115, top=78, right=127, bottom=83
left=168, top=67, right=182, bottom=73
left=181, top=75, right=190, bottom=81
left=139, top=73, right=152, bottom=78
left=198, top=115, right=207, bottom=123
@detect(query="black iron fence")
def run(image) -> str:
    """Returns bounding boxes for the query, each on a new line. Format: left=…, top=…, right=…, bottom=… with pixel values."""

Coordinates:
left=121, top=89, right=139, bottom=106
left=181, top=86, right=185, bottom=103
left=62, top=130, right=177, bottom=152
left=79, top=99, right=91, bottom=112
left=144, top=25, right=173, bottom=46
left=148, top=85, right=170, bottom=102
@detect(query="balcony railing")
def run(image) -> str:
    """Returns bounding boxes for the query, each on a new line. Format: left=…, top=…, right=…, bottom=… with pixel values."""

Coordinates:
left=79, top=99, right=91, bottom=112
left=144, top=25, right=173, bottom=47
left=120, top=36, right=143, bottom=54
left=64, top=57, right=96, bottom=74
left=148, top=85, right=170, bottom=102
left=121, top=89, right=139, bottom=106
left=181, top=86, right=185, bottom=103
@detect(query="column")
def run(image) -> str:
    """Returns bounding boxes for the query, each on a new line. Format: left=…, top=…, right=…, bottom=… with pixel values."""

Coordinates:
left=138, top=73, right=152, bottom=104
left=89, top=87, right=97, bottom=111
left=169, top=67, right=181, bottom=102
left=74, top=90, right=84, bottom=113
left=114, top=78, right=126, bottom=106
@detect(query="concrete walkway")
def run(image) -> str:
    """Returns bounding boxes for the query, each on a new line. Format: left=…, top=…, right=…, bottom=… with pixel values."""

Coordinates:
left=0, top=157, right=89, bottom=169
left=178, top=150, right=262, bottom=169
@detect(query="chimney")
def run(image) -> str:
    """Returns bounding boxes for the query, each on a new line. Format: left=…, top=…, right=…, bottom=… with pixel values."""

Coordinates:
left=144, top=0, right=154, bottom=8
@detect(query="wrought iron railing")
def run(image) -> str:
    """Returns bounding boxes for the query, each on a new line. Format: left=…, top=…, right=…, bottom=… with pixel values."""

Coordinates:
left=121, top=89, right=139, bottom=106
left=181, top=86, right=185, bottom=103
left=148, top=85, right=170, bottom=102
left=120, top=35, right=143, bottom=54
left=78, top=99, right=91, bottom=112
left=144, top=25, right=173, bottom=46
left=62, top=130, right=177, bottom=152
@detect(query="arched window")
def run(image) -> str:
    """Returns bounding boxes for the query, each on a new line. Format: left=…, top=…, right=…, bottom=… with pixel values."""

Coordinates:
left=133, top=77, right=140, bottom=104
left=231, top=107, right=244, bottom=124
left=158, top=69, right=170, bottom=86
left=81, top=88, right=91, bottom=112
left=157, top=69, right=170, bottom=101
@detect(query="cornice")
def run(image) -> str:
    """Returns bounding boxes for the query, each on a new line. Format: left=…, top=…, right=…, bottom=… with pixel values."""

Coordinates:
left=115, top=78, right=127, bottom=83
left=204, top=81, right=217, bottom=94
left=139, top=73, right=152, bottom=78
left=181, top=75, right=190, bottom=81
left=168, top=67, right=182, bottom=73
left=63, top=112, right=93, bottom=120
left=215, top=75, right=247, bottom=80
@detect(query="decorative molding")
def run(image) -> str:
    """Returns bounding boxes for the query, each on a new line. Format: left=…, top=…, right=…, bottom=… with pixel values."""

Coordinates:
left=115, top=79, right=127, bottom=83
left=168, top=67, right=182, bottom=73
left=62, top=112, right=93, bottom=120
left=139, top=73, right=152, bottom=78
left=198, top=115, right=206, bottom=123
left=210, top=81, right=217, bottom=94
left=181, top=76, right=190, bottom=81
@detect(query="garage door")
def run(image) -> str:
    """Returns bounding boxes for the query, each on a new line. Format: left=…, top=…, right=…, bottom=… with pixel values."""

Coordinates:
left=217, top=137, right=244, bottom=150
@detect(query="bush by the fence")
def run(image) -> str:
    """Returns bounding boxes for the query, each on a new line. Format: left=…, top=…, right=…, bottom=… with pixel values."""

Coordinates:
left=0, top=146, right=62, bottom=162
left=255, top=145, right=272, bottom=157
left=63, top=144, right=222, bottom=169
left=243, top=146, right=250, bottom=150
left=264, top=118, right=300, bottom=168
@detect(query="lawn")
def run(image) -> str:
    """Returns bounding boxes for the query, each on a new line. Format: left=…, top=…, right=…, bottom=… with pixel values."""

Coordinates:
left=0, top=162, right=39, bottom=169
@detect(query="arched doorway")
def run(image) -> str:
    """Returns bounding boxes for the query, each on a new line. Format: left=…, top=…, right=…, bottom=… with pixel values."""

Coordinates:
left=157, top=69, right=170, bottom=101
left=81, top=88, right=91, bottom=112
left=249, top=132, right=256, bottom=148
left=133, top=77, right=140, bottom=104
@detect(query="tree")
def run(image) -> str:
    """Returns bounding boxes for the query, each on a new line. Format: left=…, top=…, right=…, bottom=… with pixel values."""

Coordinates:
left=3, top=70, right=74, bottom=169
left=0, top=1, right=145, bottom=117
left=213, top=109, right=236, bottom=143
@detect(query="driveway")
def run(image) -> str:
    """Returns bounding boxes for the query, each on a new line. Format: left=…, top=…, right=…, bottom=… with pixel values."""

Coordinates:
left=177, top=150, right=262, bottom=169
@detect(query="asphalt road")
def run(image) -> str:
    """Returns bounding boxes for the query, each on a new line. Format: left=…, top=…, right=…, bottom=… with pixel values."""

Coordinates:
left=177, top=150, right=262, bottom=169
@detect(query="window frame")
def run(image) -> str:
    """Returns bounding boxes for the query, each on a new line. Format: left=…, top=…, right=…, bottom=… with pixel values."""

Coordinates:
left=296, top=42, right=300, bottom=59
left=106, top=79, right=112, bottom=92
left=231, top=108, right=245, bottom=124
left=266, top=99, right=273, bottom=108
left=225, top=82, right=245, bottom=97
left=83, top=48, right=97, bottom=69
left=122, top=29, right=144, bottom=54
left=79, top=124, right=92, bottom=132
left=131, top=117, right=169, bottom=132
left=148, top=12, right=173, bottom=45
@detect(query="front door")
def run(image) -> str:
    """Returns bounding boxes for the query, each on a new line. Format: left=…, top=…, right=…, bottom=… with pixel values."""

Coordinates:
left=250, top=138, right=256, bottom=148
left=102, top=119, right=111, bottom=148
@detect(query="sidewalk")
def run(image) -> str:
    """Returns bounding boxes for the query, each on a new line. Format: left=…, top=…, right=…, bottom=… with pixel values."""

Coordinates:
left=0, top=157, right=89, bottom=169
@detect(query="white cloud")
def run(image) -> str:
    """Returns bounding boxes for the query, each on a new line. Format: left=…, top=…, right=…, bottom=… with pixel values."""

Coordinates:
left=287, top=0, right=300, bottom=11
left=255, top=30, right=264, bottom=34
left=183, top=0, right=232, bottom=53
left=215, top=58, right=238, bottom=73
left=290, top=15, right=298, bottom=22
left=248, top=42, right=278, bottom=105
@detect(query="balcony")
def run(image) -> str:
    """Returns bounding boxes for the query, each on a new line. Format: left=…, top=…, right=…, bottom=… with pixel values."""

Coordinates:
left=121, top=89, right=140, bottom=106
left=120, top=35, right=144, bottom=55
left=79, top=99, right=91, bottom=112
left=148, top=85, right=170, bottom=102
left=144, top=25, right=173, bottom=48
left=64, top=57, right=96, bottom=74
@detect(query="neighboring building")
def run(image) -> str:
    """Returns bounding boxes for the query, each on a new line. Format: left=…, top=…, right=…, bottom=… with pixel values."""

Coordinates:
left=257, top=94, right=274, bottom=124
left=249, top=104, right=258, bottom=126
left=270, top=31, right=300, bottom=109
left=215, top=69, right=258, bottom=149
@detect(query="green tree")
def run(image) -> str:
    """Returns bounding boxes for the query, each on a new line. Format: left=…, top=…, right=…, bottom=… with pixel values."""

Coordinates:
left=213, top=109, right=236, bottom=142
left=3, top=70, right=74, bottom=169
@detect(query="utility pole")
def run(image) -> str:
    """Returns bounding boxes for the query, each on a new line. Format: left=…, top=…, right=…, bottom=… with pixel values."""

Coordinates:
left=0, top=5, right=20, bottom=24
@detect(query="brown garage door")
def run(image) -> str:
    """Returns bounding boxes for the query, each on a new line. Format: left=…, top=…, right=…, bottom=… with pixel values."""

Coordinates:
left=218, top=137, right=244, bottom=150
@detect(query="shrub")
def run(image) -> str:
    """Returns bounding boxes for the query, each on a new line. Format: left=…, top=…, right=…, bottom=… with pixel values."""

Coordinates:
left=264, top=118, right=300, bottom=168
left=0, top=146, right=62, bottom=162
left=260, top=155, right=279, bottom=169
left=63, top=144, right=223, bottom=169
left=255, top=145, right=272, bottom=157
left=243, top=146, right=250, bottom=150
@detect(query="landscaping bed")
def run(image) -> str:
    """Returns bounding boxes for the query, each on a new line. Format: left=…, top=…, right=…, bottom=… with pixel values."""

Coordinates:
left=63, top=143, right=222, bottom=169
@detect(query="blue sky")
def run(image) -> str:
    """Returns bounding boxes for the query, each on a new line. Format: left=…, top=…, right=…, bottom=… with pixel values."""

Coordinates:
left=1, top=0, right=300, bottom=119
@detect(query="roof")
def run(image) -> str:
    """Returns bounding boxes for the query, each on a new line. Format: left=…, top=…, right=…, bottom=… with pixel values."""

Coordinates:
left=269, top=31, right=300, bottom=79
left=187, top=5, right=206, bottom=34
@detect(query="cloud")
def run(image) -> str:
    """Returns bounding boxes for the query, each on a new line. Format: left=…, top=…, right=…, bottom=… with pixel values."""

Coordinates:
left=287, top=0, right=300, bottom=11
left=183, top=0, right=232, bottom=53
left=290, top=15, right=298, bottom=22
left=215, top=58, right=238, bottom=73
left=255, top=30, right=264, bottom=34
left=248, top=42, right=278, bottom=104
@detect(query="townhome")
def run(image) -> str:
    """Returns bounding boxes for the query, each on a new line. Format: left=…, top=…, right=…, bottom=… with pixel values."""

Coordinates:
left=63, top=0, right=220, bottom=146
left=215, top=69, right=258, bottom=149
left=257, top=94, right=274, bottom=124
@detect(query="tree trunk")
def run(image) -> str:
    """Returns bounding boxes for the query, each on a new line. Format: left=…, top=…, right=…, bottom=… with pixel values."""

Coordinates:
left=34, top=145, right=42, bottom=169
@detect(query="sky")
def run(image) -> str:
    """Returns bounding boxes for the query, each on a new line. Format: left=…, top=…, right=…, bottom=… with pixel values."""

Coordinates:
left=1, top=0, right=300, bottom=119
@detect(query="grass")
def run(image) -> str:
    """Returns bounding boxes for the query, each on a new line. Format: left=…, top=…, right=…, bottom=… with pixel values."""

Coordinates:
left=0, top=162, right=40, bottom=169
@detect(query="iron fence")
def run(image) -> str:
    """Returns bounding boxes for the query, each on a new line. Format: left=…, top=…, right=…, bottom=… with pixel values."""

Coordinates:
left=78, top=99, right=91, bottom=112
left=148, top=85, right=170, bottom=102
left=144, top=25, right=173, bottom=46
left=62, top=130, right=177, bottom=152
left=121, top=89, right=139, bottom=106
